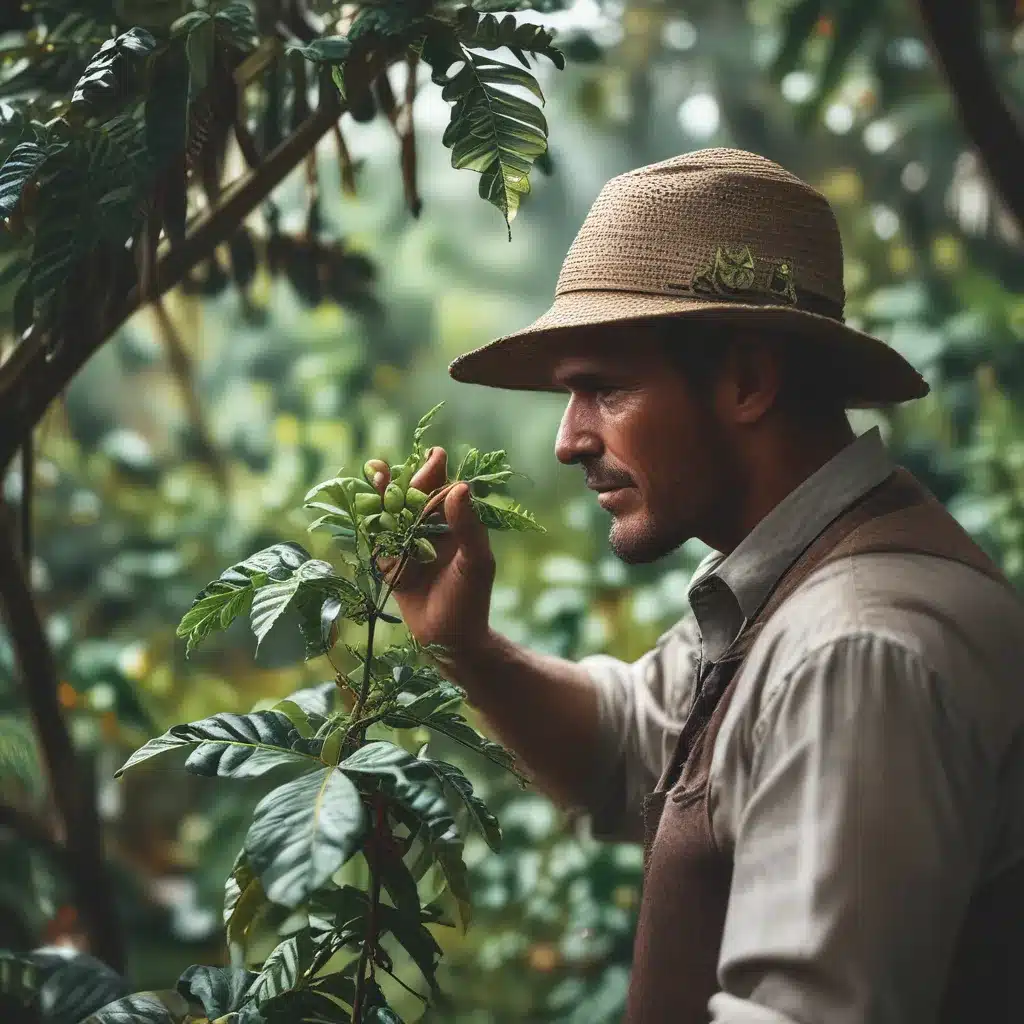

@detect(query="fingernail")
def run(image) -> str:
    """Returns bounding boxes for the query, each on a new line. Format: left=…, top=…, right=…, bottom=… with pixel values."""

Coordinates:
left=425, top=447, right=435, bottom=458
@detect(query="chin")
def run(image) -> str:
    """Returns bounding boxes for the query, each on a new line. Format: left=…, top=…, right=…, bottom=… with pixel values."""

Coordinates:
left=608, top=515, right=684, bottom=565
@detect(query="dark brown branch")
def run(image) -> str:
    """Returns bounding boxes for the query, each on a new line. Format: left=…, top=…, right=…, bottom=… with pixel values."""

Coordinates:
left=916, top=0, right=1024, bottom=230
left=151, top=299, right=229, bottom=490
left=0, top=504, right=123, bottom=969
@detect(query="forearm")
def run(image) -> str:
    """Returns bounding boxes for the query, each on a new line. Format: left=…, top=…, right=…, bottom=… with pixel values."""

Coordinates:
left=433, top=629, right=605, bottom=810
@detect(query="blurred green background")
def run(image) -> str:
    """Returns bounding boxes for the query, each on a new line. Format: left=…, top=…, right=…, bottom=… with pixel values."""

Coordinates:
left=2, top=0, right=1023, bottom=1020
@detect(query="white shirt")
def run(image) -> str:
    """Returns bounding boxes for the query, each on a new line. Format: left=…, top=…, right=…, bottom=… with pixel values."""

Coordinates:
left=578, top=428, right=1024, bottom=1023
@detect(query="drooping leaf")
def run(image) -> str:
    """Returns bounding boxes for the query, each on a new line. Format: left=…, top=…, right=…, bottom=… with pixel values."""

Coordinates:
left=184, top=14, right=216, bottom=99
left=37, top=954, right=129, bottom=1024
left=114, top=710, right=321, bottom=778
left=78, top=990, right=190, bottom=1024
left=374, top=901, right=444, bottom=994
left=287, top=36, right=352, bottom=64
left=427, top=758, right=502, bottom=851
left=70, top=29, right=157, bottom=113
left=244, top=767, right=368, bottom=908
left=0, top=142, right=47, bottom=221
left=224, top=853, right=268, bottom=947
left=280, top=681, right=340, bottom=720
left=176, top=965, right=257, bottom=1019
left=214, top=0, right=258, bottom=51
left=176, top=542, right=312, bottom=654
left=469, top=497, right=543, bottom=532
left=250, top=559, right=355, bottom=650
left=245, top=932, right=315, bottom=1008
left=385, top=695, right=523, bottom=779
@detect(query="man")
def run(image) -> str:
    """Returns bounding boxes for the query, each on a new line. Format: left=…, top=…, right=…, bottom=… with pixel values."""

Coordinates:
left=386, top=149, right=1024, bottom=1022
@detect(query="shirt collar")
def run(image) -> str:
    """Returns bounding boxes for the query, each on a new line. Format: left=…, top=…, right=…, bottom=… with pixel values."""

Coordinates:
left=686, top=427, right=895, bottom=662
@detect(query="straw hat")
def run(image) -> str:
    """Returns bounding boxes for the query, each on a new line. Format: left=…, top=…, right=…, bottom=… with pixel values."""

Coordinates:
left=448, top=148, right=929, bottom=408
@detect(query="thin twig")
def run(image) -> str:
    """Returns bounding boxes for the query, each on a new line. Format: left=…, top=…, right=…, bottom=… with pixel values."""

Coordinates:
left=151, top=298, right=229, bottom=490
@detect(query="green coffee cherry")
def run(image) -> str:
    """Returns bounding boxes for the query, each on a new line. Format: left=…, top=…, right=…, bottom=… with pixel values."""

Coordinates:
left=405, top=486, right=428, bottom=513
left=398, top=508, right=415, bottom=528
left=354, top=492, right=383, bottom=516
left=412, top=538, right=437, bottom=562
left=379, top=511, right=399, bottom=532
left=391, top=461, right=413, bottom=492
left=383, top=483, right=405, bottom=514
left=363, top=459, right=390, bottom=487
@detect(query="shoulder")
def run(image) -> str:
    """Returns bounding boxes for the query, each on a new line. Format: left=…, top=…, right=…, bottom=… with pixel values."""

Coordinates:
left=725, top=551, right=1024, bottom=765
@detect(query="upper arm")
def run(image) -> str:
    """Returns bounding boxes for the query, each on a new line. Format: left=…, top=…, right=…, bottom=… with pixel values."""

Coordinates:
left=578, top=615, right=701, bottom=842
left=711, top=634, right=998, bottom=1024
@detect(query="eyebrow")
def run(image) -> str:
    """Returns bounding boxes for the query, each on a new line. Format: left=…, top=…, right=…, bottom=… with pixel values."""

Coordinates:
left=553, top=368, right=618, bottom=389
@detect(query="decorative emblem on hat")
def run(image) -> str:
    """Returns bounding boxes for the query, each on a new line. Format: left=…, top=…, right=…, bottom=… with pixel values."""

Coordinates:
left=692, top=246, right=756, bottom=297
left=681, top=246, right=799, bottom=307
left=766, top=260, right=798, bottom=305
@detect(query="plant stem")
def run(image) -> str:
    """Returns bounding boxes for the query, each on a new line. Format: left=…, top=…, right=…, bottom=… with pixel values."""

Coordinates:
left=351, top=611, right=378, bottom=726
left=351, top=797, right=386, bottom=1022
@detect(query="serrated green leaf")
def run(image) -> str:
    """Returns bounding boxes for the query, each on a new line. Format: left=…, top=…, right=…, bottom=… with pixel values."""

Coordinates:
left=244, top=767, right=368, bottom=908
left=177, top=542, right=311, bottom=654
left=79, top=990, right=190, bottom=1024
left=470, top=497, right=543, bottom=532
left=251, top=559, right=354, bottom=651
left=427, top=758, right=502, bottom=851
left=114, top=710, right=321, bottom=778
left=412, top=401, right=445, bottom=447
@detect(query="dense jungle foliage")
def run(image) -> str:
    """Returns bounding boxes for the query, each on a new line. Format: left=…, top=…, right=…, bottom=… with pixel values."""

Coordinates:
left=0, top=0, right=1021, bottom=1019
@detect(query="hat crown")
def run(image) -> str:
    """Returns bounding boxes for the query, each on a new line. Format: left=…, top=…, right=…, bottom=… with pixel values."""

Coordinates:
left=556, top=148, right=845, bottom=315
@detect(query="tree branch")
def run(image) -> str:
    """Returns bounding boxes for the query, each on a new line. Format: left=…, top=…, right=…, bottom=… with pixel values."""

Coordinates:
left=916, top=0, right=1024, bottom=231
left=0, top=93, right=341, bottom=477
left=0, top=505, right=123, bottom=969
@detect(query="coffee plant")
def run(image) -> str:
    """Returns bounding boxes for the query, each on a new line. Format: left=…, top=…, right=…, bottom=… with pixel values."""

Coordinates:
left=0, top=401, right=544, bottom=1022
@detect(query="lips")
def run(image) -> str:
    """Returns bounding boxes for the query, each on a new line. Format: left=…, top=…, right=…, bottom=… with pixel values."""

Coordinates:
left=596, top=487, right=631, bottom=510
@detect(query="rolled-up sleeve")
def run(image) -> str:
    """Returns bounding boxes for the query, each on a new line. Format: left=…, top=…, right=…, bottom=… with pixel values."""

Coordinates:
left=577, top=616, right=701, bottom=843
left=708, top=634, right=998, bottom=1024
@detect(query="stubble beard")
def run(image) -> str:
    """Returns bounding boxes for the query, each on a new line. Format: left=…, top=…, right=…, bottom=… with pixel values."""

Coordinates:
left=607, top=508, right=691, bottom=565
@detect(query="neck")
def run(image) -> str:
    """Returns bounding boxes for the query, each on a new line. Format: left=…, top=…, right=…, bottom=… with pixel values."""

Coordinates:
left=704, top=416, right=856, bottom=555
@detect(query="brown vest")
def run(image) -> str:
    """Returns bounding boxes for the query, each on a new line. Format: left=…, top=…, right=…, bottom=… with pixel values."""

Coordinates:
left=624, top=467, right=1024, bottom=1023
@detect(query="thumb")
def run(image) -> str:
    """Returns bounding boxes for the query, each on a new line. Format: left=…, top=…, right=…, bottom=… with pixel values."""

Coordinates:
left=445, top=483, right=490, bottom=560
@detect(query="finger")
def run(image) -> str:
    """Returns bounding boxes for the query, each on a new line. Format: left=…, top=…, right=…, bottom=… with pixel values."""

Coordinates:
left=445, top=483, right=490, bottom=561
left=411, top=447, right=447, bottom=495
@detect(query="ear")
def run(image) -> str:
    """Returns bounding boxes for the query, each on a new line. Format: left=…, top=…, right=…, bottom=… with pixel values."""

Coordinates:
left=716, top=338, right=781, bottom=425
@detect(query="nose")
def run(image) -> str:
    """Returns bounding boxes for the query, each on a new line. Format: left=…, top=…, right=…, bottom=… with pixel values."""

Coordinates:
left=554, top=395, right=601, bottom=466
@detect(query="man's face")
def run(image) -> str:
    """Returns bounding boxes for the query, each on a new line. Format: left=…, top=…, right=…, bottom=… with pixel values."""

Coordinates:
left=552, top=329, right=736, bottom=563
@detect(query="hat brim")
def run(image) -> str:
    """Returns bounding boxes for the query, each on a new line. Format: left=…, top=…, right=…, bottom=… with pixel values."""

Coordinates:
left=447, top=290, right=929, bottom=409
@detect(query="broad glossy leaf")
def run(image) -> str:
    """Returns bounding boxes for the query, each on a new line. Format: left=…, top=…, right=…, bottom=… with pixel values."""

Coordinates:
left=115, top=710, right=320, bottom=778
left=79, top=990, right=190, bottom=1024
left=244, top=767, right=367, bottom=908
left=37, top=954, right=128, bottom=1024
left=214, top=0, right=258, bottom=50
left=176, top=965, right=256, bottom=1019
left=224, top=853, right=268, bottom=948
left=281, top=681, right=340, bottom=720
